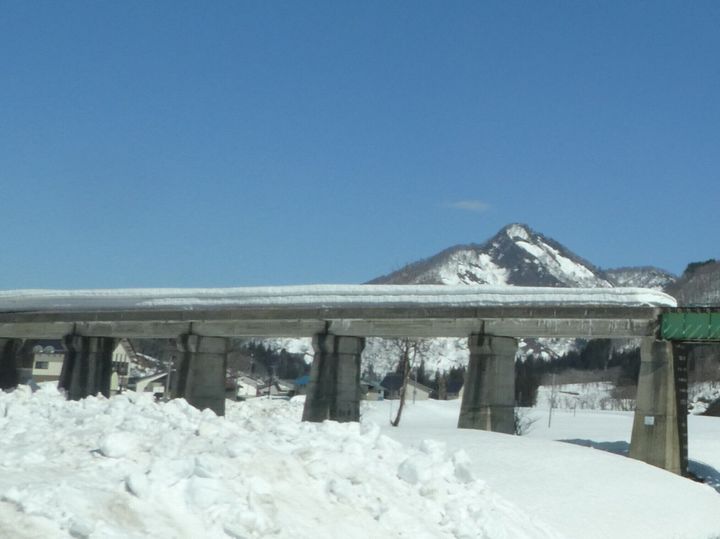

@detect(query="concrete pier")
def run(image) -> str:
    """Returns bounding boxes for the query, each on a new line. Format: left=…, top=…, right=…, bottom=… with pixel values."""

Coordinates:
left=0, top=338, right=21, bottom=390
left=60, top=336, right=115, bottom=399
left=458, top=334, right=517, bottom=434
left=175, top=334, right=228, bottom=416
left=302, top=333, right=364, bottom=423
left=629, top=338, right=684, bottom=474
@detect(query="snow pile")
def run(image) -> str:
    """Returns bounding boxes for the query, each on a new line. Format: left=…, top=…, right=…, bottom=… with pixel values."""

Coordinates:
left=0, top=385, right=561, bottom=539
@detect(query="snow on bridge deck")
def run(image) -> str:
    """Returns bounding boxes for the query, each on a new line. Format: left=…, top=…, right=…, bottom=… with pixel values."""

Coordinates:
left=0, top=285, right=676, bottom=311
left=0, top=285, right=676, bottom=339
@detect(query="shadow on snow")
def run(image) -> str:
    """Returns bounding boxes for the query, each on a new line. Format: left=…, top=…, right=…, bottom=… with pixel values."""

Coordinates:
left=560, top=439, right=720, bottom=494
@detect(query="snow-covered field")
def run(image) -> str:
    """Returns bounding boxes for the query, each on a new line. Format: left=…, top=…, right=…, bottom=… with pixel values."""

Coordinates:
left=1, top=386, right=719, bottom=539
left=367, top=400, right=720, bottom=539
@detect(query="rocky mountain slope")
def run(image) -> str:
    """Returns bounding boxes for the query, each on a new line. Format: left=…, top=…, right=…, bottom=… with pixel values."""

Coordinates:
left=665, top=259, right=720, bottom=306
left=604, top=266, right=676, bottom=291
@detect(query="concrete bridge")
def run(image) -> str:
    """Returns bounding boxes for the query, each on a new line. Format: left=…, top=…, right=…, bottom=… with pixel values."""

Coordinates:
left=0, top=284, right=707, bottom=476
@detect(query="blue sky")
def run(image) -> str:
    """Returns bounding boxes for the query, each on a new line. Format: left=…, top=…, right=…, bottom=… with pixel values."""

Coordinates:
left=1, top=1, right=718, bottom=288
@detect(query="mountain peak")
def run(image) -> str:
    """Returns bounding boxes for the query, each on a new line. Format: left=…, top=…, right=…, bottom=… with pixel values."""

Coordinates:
left=370, top=223, right=612, bottom=288
left=501, top=223, right=533, bottom=241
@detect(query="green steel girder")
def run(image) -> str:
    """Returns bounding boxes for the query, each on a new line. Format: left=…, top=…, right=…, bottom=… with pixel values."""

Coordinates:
left=661, top=310, right=720, bottom=341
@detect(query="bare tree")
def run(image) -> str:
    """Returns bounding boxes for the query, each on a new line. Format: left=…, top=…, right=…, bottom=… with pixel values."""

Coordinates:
left=390, top=338, right=430, bottom=427
left=437, top=371, right=448, bottom=400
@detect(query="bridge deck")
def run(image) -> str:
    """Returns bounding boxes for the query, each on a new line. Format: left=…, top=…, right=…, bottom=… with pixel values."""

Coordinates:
left=0, top=285, right=674, bottom=339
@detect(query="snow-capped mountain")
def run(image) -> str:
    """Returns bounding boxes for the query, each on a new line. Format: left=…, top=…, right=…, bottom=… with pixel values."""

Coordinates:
left=604, top=266, right=676, bottom=291
left=370, top=223, right=613, bottom=288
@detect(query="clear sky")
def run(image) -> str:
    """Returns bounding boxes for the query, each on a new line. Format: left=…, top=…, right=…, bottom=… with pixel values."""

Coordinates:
left=1, top=1, right=718, bottom=288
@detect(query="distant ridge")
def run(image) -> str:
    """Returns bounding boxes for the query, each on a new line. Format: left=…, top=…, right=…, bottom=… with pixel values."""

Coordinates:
left=604, top=266, right=676, bottom=291
left=666, top=259, right=720, bottom=306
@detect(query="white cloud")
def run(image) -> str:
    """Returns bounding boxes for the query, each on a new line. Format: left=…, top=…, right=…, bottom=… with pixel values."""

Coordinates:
left=445, top=200, right=490, bottom=213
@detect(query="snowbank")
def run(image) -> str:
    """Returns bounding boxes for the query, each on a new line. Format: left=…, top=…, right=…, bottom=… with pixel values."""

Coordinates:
left=0, top=385, right=561, bottom=539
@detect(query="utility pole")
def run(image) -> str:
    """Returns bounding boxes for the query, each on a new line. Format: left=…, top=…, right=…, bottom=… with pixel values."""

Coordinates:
left=164, top=353, right=175, bottom=401
left=548, top=373, right=556, bottom=428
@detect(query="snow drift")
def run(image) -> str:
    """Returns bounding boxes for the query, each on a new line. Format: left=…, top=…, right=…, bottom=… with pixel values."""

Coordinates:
left=0, top=385, right=561, bottom=539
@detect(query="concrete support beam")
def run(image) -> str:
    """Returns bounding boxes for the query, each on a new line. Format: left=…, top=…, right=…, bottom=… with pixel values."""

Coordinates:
left=175, top=334, right=228, bottom=416
left=458, top=334, right=517, bottom=434
left=60, top=335, right=115, bottom=400
left=0, top=338, right=22, bottom=390
left=629, top=338, right=684, bottom=474
left=302, top=333, right=364, bottom=423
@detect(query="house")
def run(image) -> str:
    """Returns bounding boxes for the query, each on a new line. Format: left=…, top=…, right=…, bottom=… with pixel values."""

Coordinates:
left=379, top=373, right=433, bottom=401
left=30, top=345, right=65, bottom=383
left=128, top=372, right=168, bottom=397
left=110, top=339, right=136, bottom=394
left=292, top=376, right=386, bottom=400
left=111, top=341, right=169, bottom=395
left=405, top=379, right=433, bottom=401
left=233, top=375, right=264, bottom=400
left=361, top=380, right=386, bottom=401
left=257, top=379, right=293, bottom=398
left=16, top=338, right=162, bottom=395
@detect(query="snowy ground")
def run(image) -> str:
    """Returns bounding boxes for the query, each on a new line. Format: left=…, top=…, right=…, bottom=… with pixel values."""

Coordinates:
left=1, top=386, right=719, bottom=539
left=365, top=401, right=720, bottom=539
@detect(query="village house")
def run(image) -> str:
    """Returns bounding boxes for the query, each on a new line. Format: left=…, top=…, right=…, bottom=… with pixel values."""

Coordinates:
left=30, top=345, right=65, bottom=383
left=379, top=373, right=433, bottom=401
left=233, top=375, right=264, bottom=400
left=110, top=338, right=136, bottom=394
left=257, top=379, right=293, bottom=398
left=128, top=371, right=168, bottom=398
left=361, top=380, right=386, bottom=401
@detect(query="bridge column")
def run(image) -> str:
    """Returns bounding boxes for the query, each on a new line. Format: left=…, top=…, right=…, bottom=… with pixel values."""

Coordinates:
left=0, top=338, right=22, bottom=390
left=458, top=334, right=516, bottom=434
left=60, top=336, right=115, bottom=400
left=302, top=333, right=364, bottom=423
left=629, top=338, right=685, bottom=474
left=175, top=334, right=228, bottom=416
